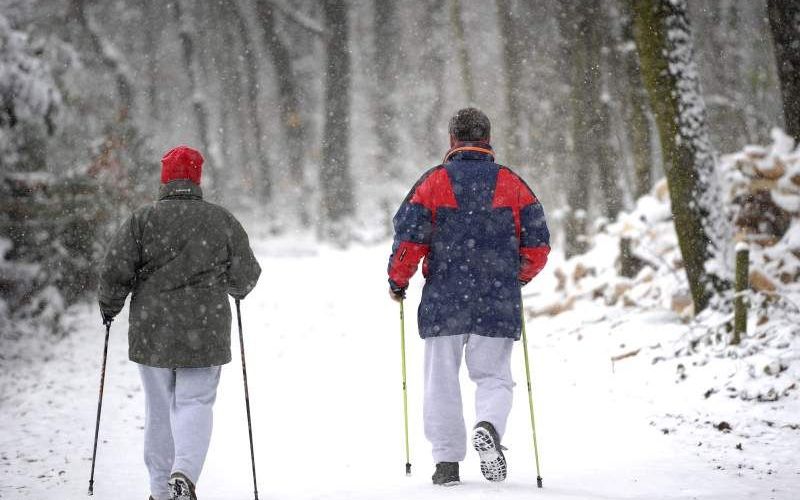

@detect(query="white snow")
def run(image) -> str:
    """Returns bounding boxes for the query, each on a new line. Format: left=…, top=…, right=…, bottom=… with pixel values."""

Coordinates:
left=1, top=237, right=797, bottom=499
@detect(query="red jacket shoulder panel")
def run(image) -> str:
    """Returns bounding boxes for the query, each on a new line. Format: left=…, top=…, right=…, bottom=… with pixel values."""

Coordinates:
left=410, top=167, right=458, bottom=217
left=493, top=167, right=536, bottom=209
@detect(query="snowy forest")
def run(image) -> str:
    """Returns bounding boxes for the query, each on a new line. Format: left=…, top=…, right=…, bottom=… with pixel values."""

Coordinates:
left=1, top=0, right=800, bottom=499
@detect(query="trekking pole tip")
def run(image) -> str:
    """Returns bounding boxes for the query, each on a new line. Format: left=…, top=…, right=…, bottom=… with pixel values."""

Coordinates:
left=87, top=483, right=94, bottom=496
left=537, top=476, right=543, bottom=488
left=405, top=463, right=412, bottom=476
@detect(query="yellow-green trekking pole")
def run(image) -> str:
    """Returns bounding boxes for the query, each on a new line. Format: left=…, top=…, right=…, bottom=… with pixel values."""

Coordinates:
left=399, top=299, right=412, bottom=475
left=521, top=306, right=543, bottom=488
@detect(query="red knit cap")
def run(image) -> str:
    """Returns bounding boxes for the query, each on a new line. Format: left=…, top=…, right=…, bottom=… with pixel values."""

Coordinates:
left=161, top=146, right=204, bottom=185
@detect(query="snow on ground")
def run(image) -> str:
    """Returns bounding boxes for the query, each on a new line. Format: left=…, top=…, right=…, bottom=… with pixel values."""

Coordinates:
left=1, top=237, right=798, bottom=499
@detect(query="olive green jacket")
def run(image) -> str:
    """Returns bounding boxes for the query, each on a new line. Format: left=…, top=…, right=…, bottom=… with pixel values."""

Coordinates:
left=99, top=180, right=261, bottom=368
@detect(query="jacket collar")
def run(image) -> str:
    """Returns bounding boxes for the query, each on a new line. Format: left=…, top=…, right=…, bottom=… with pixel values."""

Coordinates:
left=159, top=179, right=203, bottom=200
left=444, top=141, right=495, bottom=162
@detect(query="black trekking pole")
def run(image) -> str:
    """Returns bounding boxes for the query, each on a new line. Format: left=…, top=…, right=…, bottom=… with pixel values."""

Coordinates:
left=88, top=320, right=112, bottom=496
left=236, top=299, right=260, bottom=500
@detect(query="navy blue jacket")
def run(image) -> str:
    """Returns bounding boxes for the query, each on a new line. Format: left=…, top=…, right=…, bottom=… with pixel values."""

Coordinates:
left=388, top=142, right=550, bottom=339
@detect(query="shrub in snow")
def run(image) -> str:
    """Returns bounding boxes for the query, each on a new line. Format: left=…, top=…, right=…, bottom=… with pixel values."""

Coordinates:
left=0, top=10, right=163, bottom=341
left=0, top=172, right=106, bottom=337
left=0, top=13, right=60, bottom=169
left=0, top=14, right=94, bottom=338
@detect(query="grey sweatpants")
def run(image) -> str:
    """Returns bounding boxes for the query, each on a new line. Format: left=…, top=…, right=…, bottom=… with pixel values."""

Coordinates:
left=424, top=334, right=515, bottom=463
left=138, top=364, right=221, bottom=500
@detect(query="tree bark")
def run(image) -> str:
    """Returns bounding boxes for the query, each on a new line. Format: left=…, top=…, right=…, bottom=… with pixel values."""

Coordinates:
left=767, top=0, right=800, bottom=143
left=255, top=0, right=308, bottom=214
left=68, top=0, right=134, bottom=120
left=212, top=0, right=252, bottom=194
left=595, top=16, right=625, bottom=221
left=557, top=2, right=591, bottom=258
left=629, top=0, right=728, bottom=312
left=450, top=0, right=475, bottom=104
left=419, top=0, right=447, bottom=159
left=143, top=0, right=161, bottom=122
left=698, top=1, right=751, bottom=152
left=373, top=0, right=400, bottom=174
left=497, top=0, right=523, bottom=167
left=559, top=2, right=623, bottom=254
left=321, top=0, right=354, bottom=229
left=173, top=0, right=217, bottom=190
left=618, top=2, right=654, bottom=200
left=226, top=0, right=271, bottom=198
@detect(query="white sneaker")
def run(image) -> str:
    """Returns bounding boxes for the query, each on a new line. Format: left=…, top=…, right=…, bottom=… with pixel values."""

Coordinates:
left=473, top=421, right=507, bottom=482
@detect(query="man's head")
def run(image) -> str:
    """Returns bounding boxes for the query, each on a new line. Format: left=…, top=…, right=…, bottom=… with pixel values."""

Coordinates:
left=448, top=107, right=491, bottom=145
left=161, top=146, right=204, bottom=185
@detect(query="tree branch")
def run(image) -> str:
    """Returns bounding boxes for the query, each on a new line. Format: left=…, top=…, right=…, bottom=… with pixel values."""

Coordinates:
left=266, top=0, right=326, bottom=37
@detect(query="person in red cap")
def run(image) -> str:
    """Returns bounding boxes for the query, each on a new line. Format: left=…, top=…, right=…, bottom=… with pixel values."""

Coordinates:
left=99, top=146, right=261, bottom=500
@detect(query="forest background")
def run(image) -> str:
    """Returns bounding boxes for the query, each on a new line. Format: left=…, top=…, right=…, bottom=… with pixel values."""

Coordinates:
left=1, top=0, right=798, bottom=338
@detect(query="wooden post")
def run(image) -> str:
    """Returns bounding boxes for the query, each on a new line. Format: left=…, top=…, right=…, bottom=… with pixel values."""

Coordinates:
left=732, top=242, right=749, bottom=345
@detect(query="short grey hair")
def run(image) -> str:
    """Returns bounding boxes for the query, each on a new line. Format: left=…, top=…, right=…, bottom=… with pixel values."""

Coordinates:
left=448, top=107, right=491, bottom=142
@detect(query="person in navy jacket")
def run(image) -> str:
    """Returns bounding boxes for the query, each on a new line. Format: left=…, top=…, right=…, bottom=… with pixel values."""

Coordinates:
left=387, top=108, right=550, bottom=486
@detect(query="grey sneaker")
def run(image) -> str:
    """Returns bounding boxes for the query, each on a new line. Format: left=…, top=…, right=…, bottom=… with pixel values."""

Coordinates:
left=431, top=461, right=460, bottom=486
left=473, top=421, right=507, bottom=481
left=168, top=472, right=197, bottom=500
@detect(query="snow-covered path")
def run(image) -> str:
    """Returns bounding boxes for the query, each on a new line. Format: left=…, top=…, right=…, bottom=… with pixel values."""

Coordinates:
left=1, top=240, right=796, bottom=499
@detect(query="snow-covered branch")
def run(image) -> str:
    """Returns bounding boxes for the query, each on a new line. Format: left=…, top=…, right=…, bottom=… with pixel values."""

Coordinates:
left=70, top=0, right=133, bottom=115
left=0, top=14, right=60, bottom=134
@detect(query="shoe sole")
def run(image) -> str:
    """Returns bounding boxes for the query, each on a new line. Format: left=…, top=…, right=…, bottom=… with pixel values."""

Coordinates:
left=167, top=476, right=195, bottom=500
left=434, top=480, right=461, bottom=487
left=473, top=427, right=507, bottom=482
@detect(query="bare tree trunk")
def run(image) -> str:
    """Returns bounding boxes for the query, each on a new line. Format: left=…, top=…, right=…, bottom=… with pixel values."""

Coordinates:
left=230, top=0, right=272, bottom=199
left=143, top=0, right=161, bottom=122
left=172, top=0, right=217, bottom=190
left=698, top=1, right=751, bottom=152
left=373, top=0, right=400, bottom=174
left=419, top=0, right=447, bottom=159
left=557, top=2, right=590, bottom=258
left=497, top=0, right=523, bottom=167
left=767, top=0, right=800, bottom=143
left=630, top=0, right=729, bottom=312
left=450, top=0, right=475, bottom=104
left=618, top=1, right=654, bottom=199
left=254, top=0, right=308, bottom=216
left=559, top=2, right=623, bottom=255
left=230, top=4, right=255, bottom=188
left=595, top=12, right=625, bottom=220
left=321, top=0, right=354, bottom=231
left=213, top=1, right=250, bottom=191
left=69, top=0, right=134, bottom=119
